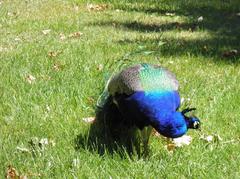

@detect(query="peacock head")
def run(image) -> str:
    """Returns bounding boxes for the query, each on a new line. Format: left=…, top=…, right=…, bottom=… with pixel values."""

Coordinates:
left=182, top=108, right=201, bottom=130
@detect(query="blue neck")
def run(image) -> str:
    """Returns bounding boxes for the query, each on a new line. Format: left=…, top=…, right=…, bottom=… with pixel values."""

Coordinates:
left=116, top=91, right=187, bottom=138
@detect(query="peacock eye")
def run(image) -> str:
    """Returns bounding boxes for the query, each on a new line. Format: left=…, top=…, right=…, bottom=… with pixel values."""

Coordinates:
left=193, top=121, right=200, bottom=129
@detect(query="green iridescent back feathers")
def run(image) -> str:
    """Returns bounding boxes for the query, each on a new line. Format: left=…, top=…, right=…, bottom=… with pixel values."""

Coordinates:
left=108, top=63, right=179, bottom=96
left=97, top=63, right=179, bottom=108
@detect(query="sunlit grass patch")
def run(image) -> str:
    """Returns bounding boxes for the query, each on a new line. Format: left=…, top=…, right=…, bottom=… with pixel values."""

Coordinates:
left=1, top=0, right=240, bottom=178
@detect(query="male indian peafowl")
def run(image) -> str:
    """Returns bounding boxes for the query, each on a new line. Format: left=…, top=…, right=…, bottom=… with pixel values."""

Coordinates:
left=95, top=63, right=200, bottom=154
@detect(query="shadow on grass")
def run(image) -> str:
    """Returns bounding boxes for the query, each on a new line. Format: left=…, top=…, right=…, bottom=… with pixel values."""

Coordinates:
left=74, top=97, right=143, bottom=157
left=89, top=1, right=240, bottom=62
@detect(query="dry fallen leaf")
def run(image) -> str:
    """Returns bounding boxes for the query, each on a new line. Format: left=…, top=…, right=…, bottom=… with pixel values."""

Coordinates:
left=6, top=165, right=19, bottom=179
left=181, top=98, right=184, bottom=104
left=173, top=135, right=192, bottom=147
left=165, top=12, right=175, bottom=16
left=68, top=31, right=83, bottom=38
left=87, top=3, right=108, bottom=11
left=14, top=37, right=21, bottom=42
left=39, top=138, right=49, bottom=146
left=181, top=97, right=191, bottom=104
left=200, top=134, right=223, bottom=143
left=16, top=146, right=30, bottom=153
left=26, top=74, right=36, bottom=84
left=0, top=46, right=13, bottom=52
left=59, top=33, right=66, bottom=41
left=39, top=138, right=56, bottom=148
left=166, top=143, right=176, bottom=152
left=48, top=51, right=62, bottom=58
left=73, top=6, right=79, bottom=12
left=42, top=29, right=51, bottom=35
left=0, top=46, right=8, bottom=52
left=82, top=117, right=95, bottom=123
left=40, top=74, right=51, bottom=81
left=203, top=45, right=208, bottom=51
left=7, top=12, right=17, bottom=17
left=6, top=165, right=41, bottom=179
left=72, top=158, right=80, bottom=168
left=200, top=135, right=213, bottom=142
left=222, top=49, right=238, bottom=58
left=48, top=51, right=57, bottom=57
left=46, top=105, right=51, bottom=112
left=29, top=137, right=55, bottom=152
left=197, top=16, right=203, bottom=22
left=97, top=64, right=103, bottom=71
left=53, top=63, right=62, bottom=71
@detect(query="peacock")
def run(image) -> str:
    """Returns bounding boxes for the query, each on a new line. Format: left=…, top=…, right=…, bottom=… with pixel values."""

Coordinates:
left=94, top=63, right=200, bottom=154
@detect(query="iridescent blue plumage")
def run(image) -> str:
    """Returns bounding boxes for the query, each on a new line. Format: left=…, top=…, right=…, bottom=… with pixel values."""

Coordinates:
left=101, top=63, right=200, bottom=141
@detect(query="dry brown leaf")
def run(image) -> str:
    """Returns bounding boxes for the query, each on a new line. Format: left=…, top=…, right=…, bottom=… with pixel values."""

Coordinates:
left=87, top=97, right=95, bottom=104
left=173, top=135, right=192, bottom=147
left=180, top=97, right=191, bottom=104
left=74, top=6, right=79, bottom=11
left=72, top=158, right=80, bottom=168
left=97, top=64, right=103, bottom=71
left=6, top=165, right=41, bottom=179
left=222, top=49, right=238, bottom=58
left=40, top=74, right=51, bottom=81
left=203, top=45, right=208, bottom=51
left=39, top=138, right=56, bottom=148
left=197, top=16, right=203, bottom=22
left=42, top=29, right=51, bottom=35
left=26, top=173, right=41, bottom=177
left=53, top=63, right=62, bottom=71
left=14, top=37, right=21, bottom=42
left=59, top=33, right=66, bottom=41
left=7, top=12, right=17, bottom=17
left=165, top=12, right=175, bottom=16
left=48, top=51, right=57, bottom=57
left=16, top=146, right=30, bottom=153
left=87, top=3, right=108, bottom=11
left=48, top=51, right=62, bottom=58
left=68, top=31, right=83, bottom=38
left=46, top=105, right=51, bottom=113
left=26, top=74, right=36, bottom=84
left=164, top=135, right=192, bottom=153
left=6, top=165, right=19, bottom=179
left=200, top=134, right=223, bottom=143
left=82, top=117, right=95, bottom=123
left=39, top=138, right=49, bottom=146
left=0, top=46, right=8, bottom=52
left=166, top=143, right=176, bottom=151
left=200, top=135, right=213, bottom=142
left=29, top=137, right=55, bottom=152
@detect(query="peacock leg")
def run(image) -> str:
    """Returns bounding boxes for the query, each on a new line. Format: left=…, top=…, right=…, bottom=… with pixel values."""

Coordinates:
left=141, top=126, right=153, bottom=156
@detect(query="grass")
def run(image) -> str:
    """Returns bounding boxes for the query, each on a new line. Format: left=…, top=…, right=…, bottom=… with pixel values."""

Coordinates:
left=1, top=0, right=240, bottom=178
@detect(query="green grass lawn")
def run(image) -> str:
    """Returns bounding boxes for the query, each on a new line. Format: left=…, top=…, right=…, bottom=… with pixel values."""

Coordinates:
left=1, top=0, right=240, bottom=178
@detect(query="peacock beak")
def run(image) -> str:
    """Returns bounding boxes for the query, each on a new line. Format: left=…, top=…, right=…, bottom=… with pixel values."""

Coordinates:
left=181, top=107, right=196, bottom=115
